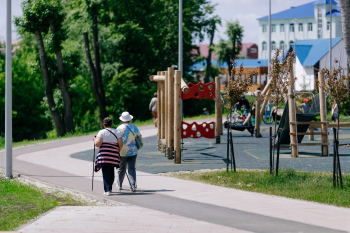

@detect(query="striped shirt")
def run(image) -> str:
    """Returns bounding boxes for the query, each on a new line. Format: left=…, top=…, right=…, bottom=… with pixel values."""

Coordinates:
left=94, top=142, right=120, bottom=172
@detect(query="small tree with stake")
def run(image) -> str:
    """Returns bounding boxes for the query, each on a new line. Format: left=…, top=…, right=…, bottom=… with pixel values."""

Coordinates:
left=223, top=61, right=257, bottom=171
left=252, top=49, right=296, bottom=175
left=320, top=62, right=350, bottom=188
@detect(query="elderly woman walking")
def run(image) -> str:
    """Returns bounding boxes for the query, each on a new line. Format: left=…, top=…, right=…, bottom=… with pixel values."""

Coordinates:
left=116, top=112, right=142, bottom=192
left=93, top=117, right=123, bottom=196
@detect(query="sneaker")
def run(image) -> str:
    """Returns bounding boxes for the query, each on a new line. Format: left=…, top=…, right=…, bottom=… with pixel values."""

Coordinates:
left=104, top=191, right=111, bottom=196
left=130, top=187, right=136, bottom=192
left=117, top=184, right=122, bottom=191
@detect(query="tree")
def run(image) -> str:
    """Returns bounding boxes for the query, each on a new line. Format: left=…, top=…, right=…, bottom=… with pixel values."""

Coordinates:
left=338, top=0, right=350, bottom=96
left=0, top=37, right=52, bottom=141
left=84, top=2, right=107, bottom=126
left=14, top=0, right=66, bottom=136
left=204, top=15, right=221, bottom=83
left=216, top=20, right=244, bottom=77
left=48, top=0, right=75, bottom=133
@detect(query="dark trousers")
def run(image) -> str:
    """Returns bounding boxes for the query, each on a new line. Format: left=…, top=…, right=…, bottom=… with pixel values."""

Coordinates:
left=118, top=155, right=137, bottom=189
left=102, top=164, right=115, bottom=192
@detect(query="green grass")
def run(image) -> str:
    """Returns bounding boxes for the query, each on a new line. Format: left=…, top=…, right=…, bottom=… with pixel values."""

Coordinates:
left=167, top=169, right=350, bottom=208
left=0, top=175, right=87, bottom=231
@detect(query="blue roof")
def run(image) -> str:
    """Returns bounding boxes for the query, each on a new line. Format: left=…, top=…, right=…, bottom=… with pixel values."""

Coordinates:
left=258, top=2, right=315, bottom=20
left=314, top=0, right=337, bottom=4
left=325, top=9, right=341, bottom=16
left=190, top=59, right=269, bottom=70
left=258, top=1, right=340, bottom=20
left=295, top=37, right=342, bottom=66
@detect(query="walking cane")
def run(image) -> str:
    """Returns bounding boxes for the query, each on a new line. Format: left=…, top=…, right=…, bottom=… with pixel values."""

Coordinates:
left=92, top=143, right=95, bottom=191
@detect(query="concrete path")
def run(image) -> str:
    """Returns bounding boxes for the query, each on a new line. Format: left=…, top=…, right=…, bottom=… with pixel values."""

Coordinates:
left=1, top=120, right=350, bottom=233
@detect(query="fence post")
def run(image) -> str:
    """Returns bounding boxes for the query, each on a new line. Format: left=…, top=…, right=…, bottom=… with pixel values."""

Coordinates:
left=157, top=77, right=161, bottom=150
left=160, top=72, right=166, bottom=153
left=255, top=90, right=261, bottom=137
left=174, top=71, right=182, bottom=163
left=318, top=71, right=329, bottom=156
left=288, top=65, right=298, bottom=157
left=168, top=68, right=175, bottom=159
left=215, top=77, right=221, bottom=143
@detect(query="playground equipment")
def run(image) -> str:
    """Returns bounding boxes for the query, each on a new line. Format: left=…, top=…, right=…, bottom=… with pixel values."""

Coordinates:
left=149, top=68, right=222, bottom=163
left=243, top=64, right=330, bottom=157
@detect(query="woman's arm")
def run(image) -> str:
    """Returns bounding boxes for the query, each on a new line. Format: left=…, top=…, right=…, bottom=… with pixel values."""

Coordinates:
left=118, top=137, right=123, bottom=149
left=93, top=136, right=103, bottom=147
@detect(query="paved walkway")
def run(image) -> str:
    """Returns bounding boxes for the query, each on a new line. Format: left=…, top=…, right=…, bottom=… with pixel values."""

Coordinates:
left=1, top=119, right=350, bottom=233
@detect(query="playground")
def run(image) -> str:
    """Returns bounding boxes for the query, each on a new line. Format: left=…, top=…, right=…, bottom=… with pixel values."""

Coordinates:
left=72, top=121, right=350, bottom=174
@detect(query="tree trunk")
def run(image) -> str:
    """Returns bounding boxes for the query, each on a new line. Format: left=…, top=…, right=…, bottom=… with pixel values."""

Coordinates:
left=34, top=30, right=66, bottom=137
left=92, top=6, right=106, bottom=111
left=204, top=33, right=215, bottom=83
left=50, top=23, right=75, bottom=133
left=339, top=0, right=350, bottom=96
left=83, top=32, right=107, bottom=126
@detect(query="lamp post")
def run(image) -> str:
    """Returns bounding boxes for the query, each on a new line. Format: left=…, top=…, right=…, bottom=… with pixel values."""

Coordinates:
left=293, top=18, right=297, bottom=52
left=268, top=0, right=271, bottom=73
left=329, top=0, right=332, bottom=71
left=5, top=0, right=13, bottom=179
left=179, top=0, right=183, bottom=123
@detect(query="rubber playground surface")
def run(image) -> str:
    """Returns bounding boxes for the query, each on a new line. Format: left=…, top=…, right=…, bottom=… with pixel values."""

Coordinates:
left=72, top=123, right=350, bottom=174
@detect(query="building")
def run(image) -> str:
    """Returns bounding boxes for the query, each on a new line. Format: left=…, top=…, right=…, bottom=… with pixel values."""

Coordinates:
left=257, top=0, right=342, bottom=59
left=196, top=43, right=258, bottom=60
left=237, top=43, right=259, bottom=59
left=293, top=37, right=345, bottom=91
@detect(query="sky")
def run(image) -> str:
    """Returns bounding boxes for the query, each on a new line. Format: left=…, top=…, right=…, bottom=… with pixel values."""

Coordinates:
left=1, top=0, right=318, bottom=44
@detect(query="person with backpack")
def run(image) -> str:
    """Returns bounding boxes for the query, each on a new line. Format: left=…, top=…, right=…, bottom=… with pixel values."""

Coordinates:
left=116, top=112, right=142, bottom=192
left=93, top=117, right=123, bottom=196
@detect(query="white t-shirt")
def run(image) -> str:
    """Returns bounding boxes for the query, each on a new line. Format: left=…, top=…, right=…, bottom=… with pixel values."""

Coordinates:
left=96, top=128, right=122, bottom=143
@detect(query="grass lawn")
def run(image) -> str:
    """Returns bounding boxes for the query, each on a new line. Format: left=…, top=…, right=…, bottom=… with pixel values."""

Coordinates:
left=0, top=175, right=87, bottom=231
left=167, top=169, right=350, bottom=208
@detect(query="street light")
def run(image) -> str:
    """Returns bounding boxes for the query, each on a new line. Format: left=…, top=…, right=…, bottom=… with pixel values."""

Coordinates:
left=292, top=18, right=297, bottom=52
left=5, top=0, right=13, bottom=179
left=329, top=0, right=332, bottom=71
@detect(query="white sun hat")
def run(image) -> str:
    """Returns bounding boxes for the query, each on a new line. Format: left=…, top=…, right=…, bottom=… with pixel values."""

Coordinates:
left=119, top=111, right=133, bottom=122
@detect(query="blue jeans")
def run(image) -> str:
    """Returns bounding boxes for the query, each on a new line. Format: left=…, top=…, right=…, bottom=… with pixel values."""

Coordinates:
left=117, top=155, right=137, bottom=189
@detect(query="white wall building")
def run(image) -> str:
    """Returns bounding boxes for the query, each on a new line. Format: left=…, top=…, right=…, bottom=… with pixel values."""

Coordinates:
left=258, top=0, right=342, bottom=60
left=293, top=37, right=346, bottom=91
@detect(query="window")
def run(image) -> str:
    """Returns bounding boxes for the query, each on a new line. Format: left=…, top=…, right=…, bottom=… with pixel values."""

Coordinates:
left=271, top=24, right=276, bottom=32
left=327, top=22, right=330, bottom=30
left=262, top=41, right=267, bottom=51
left=308, top=23, right=313, bottom=32
left=289, top=24, right=294, bottom=32
left=298, top=23, right=303, bottom=32
left=280, top=41, right=285, bottom=50
left=262, top=25, right=267, bottom=33
left=289, top=40, right=294, bottom=48
left=280, top=24, right=284, bottom=32
left=271, top=41, right=276, bottom=51
left=250, top=48, right=257, bottom=53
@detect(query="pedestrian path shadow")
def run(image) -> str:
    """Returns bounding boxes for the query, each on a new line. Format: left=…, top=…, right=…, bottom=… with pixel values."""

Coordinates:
left=110, top=189, right=174, bottom=196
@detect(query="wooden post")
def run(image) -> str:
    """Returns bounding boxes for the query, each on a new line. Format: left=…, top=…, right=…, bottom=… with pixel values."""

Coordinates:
left=259, top=88, right=272, bottom=122
left=215, top=77, right=221, bottom=143
left=309, top=127, right=314, bottom=141
left=163, top=71, right=168, bottom=156
left=318, top=72, right=329, bottom=156
left=160, top=73, right=166, bottom=153
left=288, top=66, right=298, bottom=157
left=157, top=79, right=161, bottom=150
left=255, top=90, right=261, bottom=137
left=174, top=71, right=182, bottom=164
left=168, top=67, right=175, bottom=159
